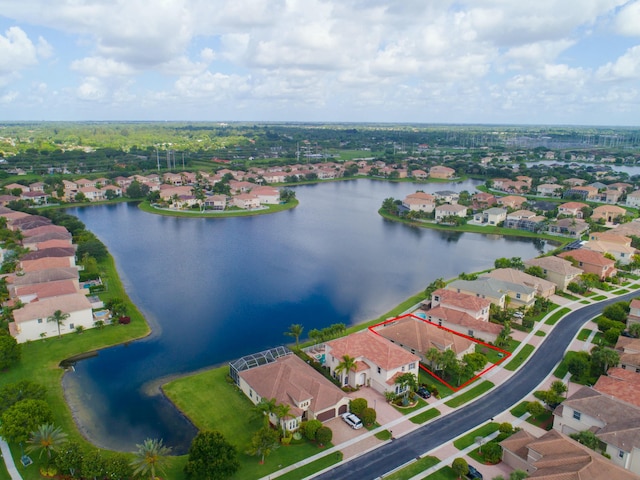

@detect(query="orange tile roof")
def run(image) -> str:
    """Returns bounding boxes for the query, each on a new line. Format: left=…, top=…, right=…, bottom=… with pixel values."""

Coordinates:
left=325, top=330, right=419, bottom=371
left=558, top=248, right=615, bottom=268
left=432, top=288, right=491, bottom=313
left=594, top=367, right=640, bottom=408
left=20, top=257, right=73, bottom=272
left=426, top=306, right=502, bottom=335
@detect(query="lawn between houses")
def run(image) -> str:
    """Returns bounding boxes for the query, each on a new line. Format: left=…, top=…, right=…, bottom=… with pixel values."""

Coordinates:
left=0, top=254, right=154, bottom=480
left=138, top=198, right=298, bottom=218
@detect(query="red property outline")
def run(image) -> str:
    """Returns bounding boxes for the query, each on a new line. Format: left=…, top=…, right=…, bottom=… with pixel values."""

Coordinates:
left=368, top=313, right=511, bottom=392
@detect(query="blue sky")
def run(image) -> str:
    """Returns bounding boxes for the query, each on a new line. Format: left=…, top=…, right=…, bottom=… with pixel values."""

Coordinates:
left=0, top=0, right=639, bottom=125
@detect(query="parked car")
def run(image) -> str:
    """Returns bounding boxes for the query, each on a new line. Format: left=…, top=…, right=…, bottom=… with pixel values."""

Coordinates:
left=341, top=412, right=363, bottom=429
left=416, top=386, right=431, bottom=399
left=467, top=464, right=483, bottom=479
left=513, top=311, right=524, bottom=319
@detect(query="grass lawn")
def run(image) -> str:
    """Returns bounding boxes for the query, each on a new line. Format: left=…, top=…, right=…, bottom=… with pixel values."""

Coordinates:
left=139, top=199, right=299, bottom=217
left=163, top=365, right=336, bottom=480
left=613, top=289, right=630, bottom=295
left=276, top=453, right=342, bottom=480
left=410, top=408, right=441, bottom=425
left=555, top=291, right=579, bottom=301
left=384, top=456, right=440, bottom=480
left=419, top=369, right=454, bottom=399
left=545, top=307, right=571, bottom=325
left=535, top=330, right=546, bottom=337
left=392, top=396, right=429, bottom=414
left=453, top=422, right=499, bottom=450
left=503, top=345, right=535, bottom=371
left=375, top=430, right=393, bottom=441
left=0, top=253, right=152, bottom=480
left=580, top=300, right=591, bottom=304
left=527, top=410, right=554, bottom=430
left=577, top=329, right=592, bottom=341
left=529, top=303, right=559, bottom=322
left=630, top=284, right=640, bottom=290
left=424, top=466, right=458, bottom=480
left=592, top=295, right=607, bottom=301
left=510, top=401, right=529, bottom=418
left=445, top=381, right=494, bottom=408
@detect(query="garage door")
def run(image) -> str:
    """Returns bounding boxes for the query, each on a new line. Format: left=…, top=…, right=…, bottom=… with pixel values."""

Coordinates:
left=338, top=404, right=348, bottom=415
left=317, top=409, right=336, bottom=422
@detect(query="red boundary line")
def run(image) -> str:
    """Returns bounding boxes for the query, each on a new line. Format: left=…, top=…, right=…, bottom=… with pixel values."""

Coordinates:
left=368, top=313, right=511, bottom=392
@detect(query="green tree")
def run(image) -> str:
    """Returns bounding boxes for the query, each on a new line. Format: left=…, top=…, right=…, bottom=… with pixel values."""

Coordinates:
left=629, top=322, right=640, bottom=338
left=510, top=470, right=529, bottom=480
left=591, top=345, right=620, bottom=375
left=126, top=180, right=150, bottom=199
left=381, top=197, right=396, bottom=213
left=0, top=334, right=21, bottom=370
left=602, top=302, right=629, bottom=323
left=0, top=380, right=46, bottom=414
left=526, top=400, right=545, bottom=419
left=54, top=440, right=84, bottom=478
left=130, top=438, right=172, bottom=480
left=567, top=351, right=591, bottom=379
left=451, top=457, right=469, bottom=479
left=105, top=452, right=133, bottom=480
left=246, top=427, right=280, bottom=464
left=349, top=398, right=368, bottom=416
left=26, top=423, right=67, bottom=460
left=47, top=309, right=70, bottom=338
left=336, top=354, right=357, bottom=386
left=463, top=352, right=488, bottom=373
left=83, top=449, right=106, bottom=480
left=302, top=419, right=322, bottom=441
left=253, top=397, right=277, bottom=427
left=426, top=347, right=442, bottom=373
left=483, top=441, right=503, bottom=463
left=184, top=430, right=240, bottom=480
left=424, top=278, right=446, bottom=297
left=570, top=430, right=601, bottom=451
left=394, top=372, right=418, bottom=397
left=284, top=323, right=304, bottom=349
left=524, top=265, right=545, bottom=278
left=0, top=399, right=53, bottom=443
left=361, top=407, right=377, bottom=426
left=315, top=426, right=333, bottom=446
left=275, top=403, right=294, bottom=435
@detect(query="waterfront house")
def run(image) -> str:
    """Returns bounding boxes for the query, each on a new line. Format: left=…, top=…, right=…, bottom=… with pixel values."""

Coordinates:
left=582, top=239, right=636, bottom=265
left=504, top=210, right=546, bottom=232
left=402, top=192, right=436, bottom=213
left=20, top=191, right=50, bottom=205
left=251, top=186, right=280, bottom=205
left=9, top=293, right=93, bottom=343
left=203, top=195, right=227, bottom=210
left=429, top=165, right=455, bottom=179
left=434, top=204, right=467, bottom=223
left=558, top=248, right=616, bottom=279
left=232, top=194, right=261, bottom=210
left=547, top=218, right=589, bottom=238
left=411, top=169, right=428, bottom=180
left=10, top=279, right=80, bottom=305
left=472, top=192, right=496, bottom=209
left=536, top=183, right=564, bottom=196
left=482, top=268, right=556, bottom=298
left=473, top=207, right=507, bottom=225
left=6, top=267, right=80, bottom=289
left=558, top=202, right=588, bottom=218
left=433, top=190, right=459, bottom=204
left=324, top=330, right=419, bottom=396
left=234, top=351, right=349, bottom=430
left=496, top=195, right=527, bottom=210
left=627, top=190, right=640, bottom=208
left=523, top=256, right=582, bottom=291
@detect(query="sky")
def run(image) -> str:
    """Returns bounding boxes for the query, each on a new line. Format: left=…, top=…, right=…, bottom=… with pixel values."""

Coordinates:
left=0, top=0, right=639, bottom=125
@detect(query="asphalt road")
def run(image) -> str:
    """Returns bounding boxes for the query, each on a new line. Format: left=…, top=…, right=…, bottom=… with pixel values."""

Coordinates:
left=316, top=291, right=639, bottom=480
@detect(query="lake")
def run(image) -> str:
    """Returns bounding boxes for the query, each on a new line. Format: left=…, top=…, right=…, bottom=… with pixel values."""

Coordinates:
left=64, top=179, right=551, bottom=453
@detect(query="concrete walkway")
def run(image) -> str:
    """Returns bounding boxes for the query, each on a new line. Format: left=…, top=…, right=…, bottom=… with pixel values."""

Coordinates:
left=0, top=438, right=23, bottom=480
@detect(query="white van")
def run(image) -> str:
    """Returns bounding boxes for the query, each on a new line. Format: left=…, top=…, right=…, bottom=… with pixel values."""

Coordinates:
left=341, top=412, right=363, bottom=429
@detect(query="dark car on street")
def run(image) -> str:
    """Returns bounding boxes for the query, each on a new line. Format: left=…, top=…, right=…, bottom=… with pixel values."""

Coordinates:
left=416, top=386, right=431, bottom=399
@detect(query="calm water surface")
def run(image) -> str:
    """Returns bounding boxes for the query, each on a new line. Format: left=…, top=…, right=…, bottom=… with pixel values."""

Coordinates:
left=65, top=179, right=550, bottom=453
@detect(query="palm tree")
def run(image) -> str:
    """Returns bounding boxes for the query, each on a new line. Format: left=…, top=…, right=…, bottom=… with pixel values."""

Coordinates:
left=47, top=310, right=70, bottom=338
left=130, top=438, right=171, bottom=480
left=426, top=347, right=442, bottom=373
left=275, top=403, right=294, bottom=435
left=253, top=397, right=278, bottom=427
left=26, top=424, right=68, bottom=460
left=335, top=354, right=357, bottom=387
left=284, top=324, right=304, bottom=350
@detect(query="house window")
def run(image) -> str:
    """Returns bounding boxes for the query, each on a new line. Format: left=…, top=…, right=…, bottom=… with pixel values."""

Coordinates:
left=401, top=365, right=405, bottom=372
left=468, top=330, right=474, bottom=336
left=37, top=318, right=43, bottom=324
left=516, top=293, right=521, bottom=299
left=343, top=376, right=348, bottom=386
left=579, top=262, right=583, bottom=267
left=619, top=450, right=625, bottom=458
left=573, top=410, right=581, bottom=420
left=434, top=296, right=440, bottom=302
left=377, top=367, right=381, bottom=374
left=69, top=323, right=74, bottom=330
left=249, top=389, right=253, bottom=398
left=409, top=363, right=416, bottom=370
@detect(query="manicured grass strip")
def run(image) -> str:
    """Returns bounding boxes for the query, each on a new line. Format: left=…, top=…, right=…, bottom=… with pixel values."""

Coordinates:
left=384, top=456, right=440, bottom=480
left=630, top=284, right=640, bottom=290
left=424, top=466, right=457, bottom=480
left=613, top=289, right=630, bottom=295
left=577, top=329, right=592, bottom=341
left=392, top=397, right=429, bottom=414
left=453, top=422, right=499, bottom=450
left=580, top=300, right=590, bottom=304
left=503, top=344, right=535, bottom=371
left=445, top=381, right=494, bottom=408
left=535, top=330, right=546, bottom=337
left=375, top=430, right=393, bottom=441
left=410, top=408, right=442, bottom=424
left=510, top=401, right=529, bottom=418
left=545, top=307, right=571, bottom=325
left=592, top=295, right=607, bottom=301
left=555, top=291, right=579, bottom=301
left=277, top=452, right=342, bottom=480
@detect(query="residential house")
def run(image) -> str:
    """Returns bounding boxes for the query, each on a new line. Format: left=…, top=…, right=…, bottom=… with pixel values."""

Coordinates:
left=615, top=337, right=640, bottom=372
left=251, top=186, right=280, bottom=205
left=203, top=195, right=227, bottom=210
left=10, top=279, right=80, bottom=305
left=324, top=330, right=419, bottom=395
left=496, top=195, right=527, bottom=210
left=74, top=178, right=96, bottom=188
left=564, top=186, right=599, bottom=200
left=28, top=182, right=46, bottom=192
left=101, top=185, right=122, bottom=198
left=553, top=386, right=640, bottom=476
left=473, top=207, right=507, bottom=225
left=233, top=351, right=350, bottom=430
left=558, top=248, right=616, bottom=279
left=434, top=204, right=467, bottom=223
left=21, top=257, right=76, bottom=273
left=627, top=190, right=640, bottom=208
left=411, top=169, right=428, bottom=180
left=582, top=240, right=636, bottom=265
left=504, top=210, right=546, bottom=232
left=547, top=218, right=589, bottom=238
left=558, top=202, right=588, bottom=218
left=595, top=367, right=640, bottom=401
left=482, top=268, right=556, bottom=298
left=433, top=190, right=459, bottom=204
left=79, top=186, right=104, bottom=201
left=6, top=267, right=80, bottom=289
left=232, top=194, right=261, bottom=210
left=429, top=165, right=455, bottom=179
left=9, top=293, right=93, bottom=343
left=589, top=231, right=633, bottom=245
left=228, top=180, right=255, bottom=194
left=564, top=177, right=587, bottom=187
left=10, top=215, right=51, bottom=231
left=447, top=277, right=535, bottom=308
left=472, top=192, right=496, bottom=209
left=372, top=316, right=475, bottom=364
left=628, top=299, right=640, bottom=327
left=430, top=289, right=491, bottom=321
left=402, top=192, right=436, bottom=213
left=602, top=189, right=623, bottom=204
left=536, top=183, right=564, bottom=197
left=523, top=256, right=582, bottom=291
left=501, top=428, right=640, bottom=480
left=4, top=183, right=29, bottom=193
left=20, top=191, right=50, bottom=205
left=592, top=205, right=628, bottom=223
left=21, top=231, right=73, bottom=249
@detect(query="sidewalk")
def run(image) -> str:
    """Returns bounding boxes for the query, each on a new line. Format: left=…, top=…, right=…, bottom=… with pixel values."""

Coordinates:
left=0, top=438, right=23, bottom=480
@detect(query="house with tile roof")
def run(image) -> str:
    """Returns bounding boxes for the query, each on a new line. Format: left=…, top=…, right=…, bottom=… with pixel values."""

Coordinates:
left=627, top=190, right=640, bottom=208
left=536, top=183, right=564, bottom=196
left=434, top=204, right=467, bottom=223
left=558, top=248, right=616, bottom=280
left=429, top=165, right=455, bottom=179
left=592, top=205, right=628, bottom=223
left=615, top=336, right=640, bottom=372
left=482, top=268, right=556, bottom=298
left=473, top=207, right=507, bottom=225
left=594, top=367, right=640, bottom=407
left=501, top=428, right=640, bottom=480
left=553, top=386, right=640, bottom=475
left=496, top=195, right=527, bottom=209
left=324, top=330, right=420, bottom=396
left=21, top=257, right=77, bottom=273
left=9, top=293, right=93, bottom=342
left=628, top=299, right=640, bottom=327
left=372, top=316, right=475, bottom=364
left=547, top=217, right=589, bottom=238
left=524, top=256, right=582, bottom=291
left=402, top=192, right=436, bottom=213
left=447, top=277, right=536, bottom=308
left=7, top=267, right=80, bottom=288
left=558, top=201, right=589, bottom=218
left=582, top=239, right=637, bottom=265
left=10, top=279, right=80, bottom=304
left=235, top=352, right=350, bottom=430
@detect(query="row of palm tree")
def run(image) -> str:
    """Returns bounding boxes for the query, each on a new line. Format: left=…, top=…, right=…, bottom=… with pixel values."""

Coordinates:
left=253, top=397, right=295, bottom=435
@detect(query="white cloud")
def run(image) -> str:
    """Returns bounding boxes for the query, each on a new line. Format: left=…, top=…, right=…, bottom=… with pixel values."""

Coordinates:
left=71, top=57, right=136, bottom=77
left=77, top=77, right=107, bottom=101
left=614, top=0, right=640, bottom=36
left=597, top=45, right=640, bottom=80
left=0, top=26, right=40, bottom=81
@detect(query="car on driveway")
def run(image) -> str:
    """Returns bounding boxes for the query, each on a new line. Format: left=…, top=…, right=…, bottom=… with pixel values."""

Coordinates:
left=467, top=464, right=483, bottom=479
left=341, top=412, right=363, bottom=429
left=417, top=386, right=431, bottom=399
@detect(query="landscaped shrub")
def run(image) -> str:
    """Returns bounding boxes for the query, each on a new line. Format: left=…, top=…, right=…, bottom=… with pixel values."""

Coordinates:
left=118, top=316, right=131, bottom=325
left=567, top=282, right=586, bottom=294
left=499, top=422, right=513, bottom=435
left=482, top=441, right=503, bottom=464
left=302, top=419, right=322, bottom=441
left=349, top=398, right=367, bottom=416
left=315, top=426, right=332, bottom=447
left=361, top=407, right=376, bottom=426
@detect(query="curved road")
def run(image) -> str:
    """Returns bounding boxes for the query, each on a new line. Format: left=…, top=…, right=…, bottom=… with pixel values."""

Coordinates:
left=317, top=291, right=639, bottom=480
